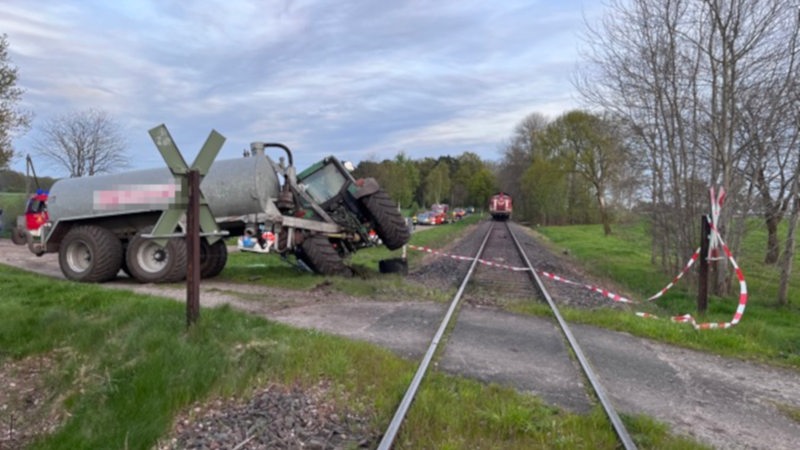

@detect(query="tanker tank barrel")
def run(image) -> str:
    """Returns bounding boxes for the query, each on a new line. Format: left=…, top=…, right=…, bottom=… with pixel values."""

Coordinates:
left=46, top=155, right=282, bottom=224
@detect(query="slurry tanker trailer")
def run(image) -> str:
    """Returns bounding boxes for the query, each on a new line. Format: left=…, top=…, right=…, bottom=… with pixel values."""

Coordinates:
left=22, top=142, right=409, bottom=283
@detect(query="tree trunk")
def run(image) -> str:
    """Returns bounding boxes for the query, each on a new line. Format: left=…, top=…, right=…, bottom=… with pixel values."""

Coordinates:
left=757, top=167, right=783, bottom=264
left=764, top=213, right=781, bottom=264
left=596, top=190, right=612, bottom=235
left=777, top=196, right=799, bottom=305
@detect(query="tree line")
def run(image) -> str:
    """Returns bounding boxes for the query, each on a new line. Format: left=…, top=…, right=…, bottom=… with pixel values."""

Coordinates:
left=352, top=152, right=497, bottom=214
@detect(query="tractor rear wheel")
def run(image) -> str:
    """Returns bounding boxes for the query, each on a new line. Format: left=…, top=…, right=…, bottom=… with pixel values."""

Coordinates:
left=59, top=225, right=123, bottom=283
left=295, top=235, right=352, bottom=277
left=200, top=239, right=228, bottom=279
left=126, top=227, right=187, bottom=283
left=361, top=189, right=410, bottom=250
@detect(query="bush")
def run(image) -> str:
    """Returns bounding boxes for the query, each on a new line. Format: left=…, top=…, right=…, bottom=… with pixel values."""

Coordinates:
left=0, top=192, right=27, bottom=237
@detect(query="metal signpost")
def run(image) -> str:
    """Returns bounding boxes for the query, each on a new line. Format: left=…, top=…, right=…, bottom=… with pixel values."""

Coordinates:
left=698, top=215, right=711, bottom=315
left=148, top=124, right=226, bottom=326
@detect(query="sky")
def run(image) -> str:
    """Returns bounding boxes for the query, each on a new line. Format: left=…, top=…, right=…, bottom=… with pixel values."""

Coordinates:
left=2, top=0, right=601, bottom=177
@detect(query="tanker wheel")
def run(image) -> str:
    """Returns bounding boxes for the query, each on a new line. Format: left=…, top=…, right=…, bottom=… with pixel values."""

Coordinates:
left=360, top=189, right=410, bottom=250
left=200, top=239, right=228, bottom=279
left=11, top=227, right=26, bottom=245
left=59, top=225, right=123, bottom=283
left=120, top=252, right=132, bottom=278
left=126, top=227, right=187, bottom=283
left=295, top=235, right=352, bottom=277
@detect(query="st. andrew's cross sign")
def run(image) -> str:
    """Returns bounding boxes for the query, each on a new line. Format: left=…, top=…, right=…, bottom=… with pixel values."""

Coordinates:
left=147, top=124, right=228, bottom=325
left=147, top=124, right=225, bottom=245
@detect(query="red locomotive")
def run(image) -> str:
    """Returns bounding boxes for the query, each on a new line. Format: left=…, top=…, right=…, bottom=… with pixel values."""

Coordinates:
left=489, top=192, right=512, bottom=221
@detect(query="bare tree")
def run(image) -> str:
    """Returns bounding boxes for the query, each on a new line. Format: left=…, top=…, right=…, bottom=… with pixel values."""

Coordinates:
left=778, top=162, right=800, bottom=306
left=35, top=109, right=128, bottom=177
left=735, top=8, right=800, bottom=264
left=577, top=0, right=706, bottom=272
left=577, top=0, right=799, bottom=292
left=776, top=77, right=800, bottom=305
left=701, top=0, right=799, bottom=287
left=0, top=34, right=32, bottom=168
left=739, top=85, right=800, bottom=264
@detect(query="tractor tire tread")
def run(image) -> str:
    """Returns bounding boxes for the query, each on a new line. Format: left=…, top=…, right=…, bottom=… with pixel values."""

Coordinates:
left=361, top=190, right=410, bottom=250
left=296, top=235, right=352, bottom=277
left=59, top=225, right=123, bottom=283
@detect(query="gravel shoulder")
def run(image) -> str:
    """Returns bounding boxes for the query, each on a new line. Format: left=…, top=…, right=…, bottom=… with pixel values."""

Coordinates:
left=1, top=236, right=799, bottom=449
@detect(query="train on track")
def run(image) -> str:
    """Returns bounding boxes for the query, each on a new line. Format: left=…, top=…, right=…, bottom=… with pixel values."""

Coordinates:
left=489, top=192, right=512, bottom=220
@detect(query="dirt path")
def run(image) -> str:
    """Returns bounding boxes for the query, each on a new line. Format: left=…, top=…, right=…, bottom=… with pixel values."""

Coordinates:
left=2, top=239, right=799, bottom=449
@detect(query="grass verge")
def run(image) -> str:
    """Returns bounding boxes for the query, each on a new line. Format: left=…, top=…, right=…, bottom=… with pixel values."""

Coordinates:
left=0, top=192, right=26, bottom=238
left=0, top=264, right=703, bottom=449
left=535, top=220, right=800, bottom=369
left=217, top=214, right=483, bottom=302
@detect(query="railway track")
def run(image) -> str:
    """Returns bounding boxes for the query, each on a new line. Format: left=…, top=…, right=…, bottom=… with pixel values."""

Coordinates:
left=466, top=219, right=542, bottom=303
left=379, top=219, right=637, bottom=450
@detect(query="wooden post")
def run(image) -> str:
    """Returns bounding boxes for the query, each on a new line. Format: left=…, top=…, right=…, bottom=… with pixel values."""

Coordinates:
left=186, top=169, right=201, bottom=326
left=697, top=215, right=710, bottom=315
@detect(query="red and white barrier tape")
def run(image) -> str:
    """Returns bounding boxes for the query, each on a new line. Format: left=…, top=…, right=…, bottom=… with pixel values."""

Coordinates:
left=411, top=245, right=638, bottom=303
left=708, top=187, right=726, bottom=260
left=408, top=245, right=530, bottom=272
left=407, top=187, right=748, bottom=330
left=538, top=271, right=636, bottom=304
left=690, top=220, right=748, bottom=329
left=646, top=248, right=700, bottom=301
left=635, top=187, right=747, bottom=328
left=635, top=234, right=747, bottom=329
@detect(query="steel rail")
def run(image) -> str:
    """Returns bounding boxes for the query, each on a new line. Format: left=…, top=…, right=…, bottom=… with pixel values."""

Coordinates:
left=377, top=221, right=495, bottom=450
left=504, top=221, right=638, bottom=450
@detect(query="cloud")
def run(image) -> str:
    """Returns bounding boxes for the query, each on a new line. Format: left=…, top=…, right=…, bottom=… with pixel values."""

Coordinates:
left=2, top=0, right=597, bottom=176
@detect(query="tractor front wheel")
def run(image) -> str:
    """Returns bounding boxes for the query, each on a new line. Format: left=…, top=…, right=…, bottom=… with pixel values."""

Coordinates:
left=360, top=189, right=410, bottom=250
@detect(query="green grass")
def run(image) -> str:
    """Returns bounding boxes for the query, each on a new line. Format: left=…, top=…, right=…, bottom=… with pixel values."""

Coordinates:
left=216, top=214, right=483, bottom=302
left=774, top=402, right=800, bottom=425
left=0, top=264, right=702, bottom=449
left=535, top=220, right=800, bottom=368
left=0, top=192, right=27, bottom=237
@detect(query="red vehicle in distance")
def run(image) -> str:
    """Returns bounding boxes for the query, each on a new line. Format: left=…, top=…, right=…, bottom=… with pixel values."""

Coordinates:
left=489, top=192, right=512, bottom=221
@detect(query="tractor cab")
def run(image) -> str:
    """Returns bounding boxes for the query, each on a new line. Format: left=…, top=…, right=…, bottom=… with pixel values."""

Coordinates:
left=295, top=156, right=376, bottom=250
